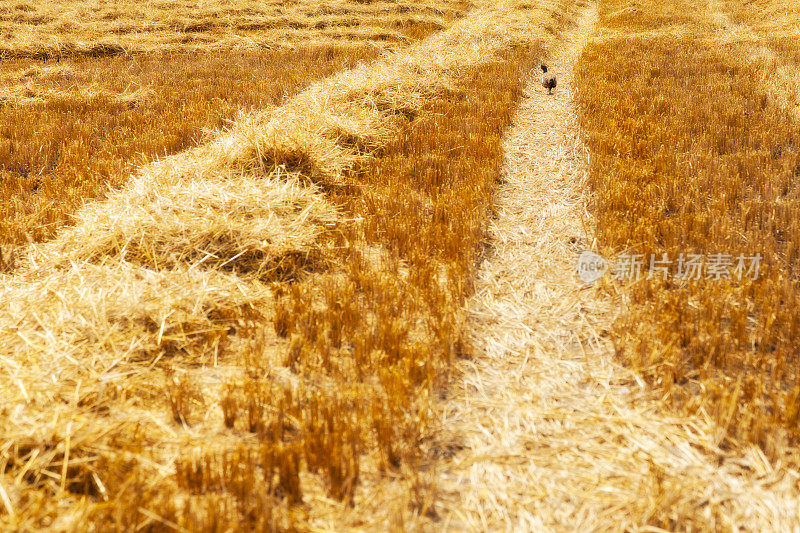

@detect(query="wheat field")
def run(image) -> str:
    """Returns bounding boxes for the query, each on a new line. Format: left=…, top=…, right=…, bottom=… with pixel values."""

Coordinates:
left=1, top=0, right=799, bottom=530
left=580, top=0, right=800, bottom=459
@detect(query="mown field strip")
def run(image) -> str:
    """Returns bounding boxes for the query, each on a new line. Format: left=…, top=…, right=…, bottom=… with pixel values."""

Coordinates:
left=430, top=2, right=800, bottom=530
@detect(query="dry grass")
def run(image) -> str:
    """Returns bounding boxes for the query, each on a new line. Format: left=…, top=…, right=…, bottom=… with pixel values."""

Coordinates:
left=0, top=0, right=577, bottom=529
left=0, top=0, right=473, bottom=58
left=578, top=0, right=800, bottom=461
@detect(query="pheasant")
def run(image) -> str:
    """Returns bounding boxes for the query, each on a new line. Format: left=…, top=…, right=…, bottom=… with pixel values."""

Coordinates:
left=541, top=64, right=556, bottom=94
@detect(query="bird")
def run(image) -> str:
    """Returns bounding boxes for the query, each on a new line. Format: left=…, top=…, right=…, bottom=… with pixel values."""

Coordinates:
left=541, top=64, right=556, bottom=94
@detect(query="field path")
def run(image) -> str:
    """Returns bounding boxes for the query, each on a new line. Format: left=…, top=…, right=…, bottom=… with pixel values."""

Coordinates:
left=429, top=2, right=800, bottom=530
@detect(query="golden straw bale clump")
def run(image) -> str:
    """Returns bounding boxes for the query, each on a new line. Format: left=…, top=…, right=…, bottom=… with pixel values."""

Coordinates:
left=0, top=264, right=270, bottom=384
left=0, top=0, right=579, bottom=529
left=578, top=0, right=800, bottom=460
left=42, top=171, right=338, bottom=280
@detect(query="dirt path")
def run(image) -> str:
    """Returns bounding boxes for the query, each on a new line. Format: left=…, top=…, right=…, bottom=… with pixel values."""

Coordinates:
left=429, top=2, right=800, bottom=530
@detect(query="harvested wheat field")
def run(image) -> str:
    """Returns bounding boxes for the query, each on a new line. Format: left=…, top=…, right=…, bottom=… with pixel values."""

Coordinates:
left=1, top=0, right=800, bottom=530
